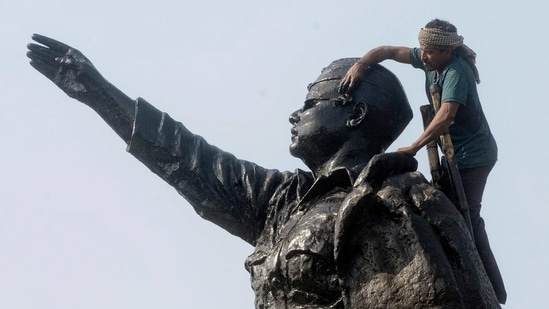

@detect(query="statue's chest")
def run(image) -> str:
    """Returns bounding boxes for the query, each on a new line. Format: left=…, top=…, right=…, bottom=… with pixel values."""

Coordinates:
left=245, top=189, right=348, bottom=307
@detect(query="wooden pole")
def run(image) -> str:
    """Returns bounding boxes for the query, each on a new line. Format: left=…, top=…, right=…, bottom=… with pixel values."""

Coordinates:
left=429, top=84, right=474, bottom=237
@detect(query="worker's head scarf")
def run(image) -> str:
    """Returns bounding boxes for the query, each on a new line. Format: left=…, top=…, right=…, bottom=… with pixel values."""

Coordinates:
left=418, top=27, right=480, bottom=84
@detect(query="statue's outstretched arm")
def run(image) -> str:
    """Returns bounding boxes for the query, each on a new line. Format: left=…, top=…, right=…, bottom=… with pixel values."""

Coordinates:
left=27, top=34, right=285, bottom=243
left=27, top=34, right=135, bottom=144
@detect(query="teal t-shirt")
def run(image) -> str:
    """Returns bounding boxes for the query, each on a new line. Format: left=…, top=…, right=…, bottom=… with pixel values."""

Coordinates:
left=410, top=47, right=497, bottom=168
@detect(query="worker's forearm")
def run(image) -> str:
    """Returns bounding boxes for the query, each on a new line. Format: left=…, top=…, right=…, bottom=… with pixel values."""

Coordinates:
left=358, top=46, right=389, bottom=65
left=357, top=46, right=410, bottom=66
left=410, top=114, right=453, bottom=152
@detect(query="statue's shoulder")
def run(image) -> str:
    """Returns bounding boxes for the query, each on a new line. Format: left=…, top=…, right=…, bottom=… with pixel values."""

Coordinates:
left=355, top=152, right=419, bottom=188
left=334, top=152, right=427, bottom=266
left=333, top=153, right=499, bottom=308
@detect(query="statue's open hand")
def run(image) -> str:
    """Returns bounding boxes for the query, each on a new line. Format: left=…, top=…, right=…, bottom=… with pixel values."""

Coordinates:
left=27, top=34, right=106, bottom=103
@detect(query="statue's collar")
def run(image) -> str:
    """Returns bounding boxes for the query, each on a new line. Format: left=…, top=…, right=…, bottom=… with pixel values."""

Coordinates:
left=296, top=152, right=417, bottom=207
left=298, top=168, right=355, bottom=207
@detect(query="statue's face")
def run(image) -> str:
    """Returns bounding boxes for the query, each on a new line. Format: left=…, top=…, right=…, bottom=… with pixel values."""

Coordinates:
left=289, top=82, right=350, bottom=165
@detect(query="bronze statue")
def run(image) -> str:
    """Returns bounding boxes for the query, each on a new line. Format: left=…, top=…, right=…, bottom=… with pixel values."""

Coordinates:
left=27, top=34, right=500, bottom=308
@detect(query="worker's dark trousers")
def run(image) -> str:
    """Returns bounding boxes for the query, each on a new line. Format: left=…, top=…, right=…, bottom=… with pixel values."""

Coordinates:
left=458, top=163, right=507, bottom=304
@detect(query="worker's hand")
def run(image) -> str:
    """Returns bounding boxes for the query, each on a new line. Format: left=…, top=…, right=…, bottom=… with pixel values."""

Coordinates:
left=338, top=61, right=366, bottom=94
left=396, top=146, right=419, bottom=157
left=27, top=34, right=107, bottom=105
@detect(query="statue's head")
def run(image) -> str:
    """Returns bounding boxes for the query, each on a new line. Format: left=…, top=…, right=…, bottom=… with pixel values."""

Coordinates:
left=289, top=58, right=412, bottom=168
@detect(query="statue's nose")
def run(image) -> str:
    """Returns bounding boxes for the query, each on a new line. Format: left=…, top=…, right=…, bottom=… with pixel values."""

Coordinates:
left=289, top=110, right=301, bottom=124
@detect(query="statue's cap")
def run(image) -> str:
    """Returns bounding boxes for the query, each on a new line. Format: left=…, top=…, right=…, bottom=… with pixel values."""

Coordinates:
left=306, top=58, right=359, bottom=101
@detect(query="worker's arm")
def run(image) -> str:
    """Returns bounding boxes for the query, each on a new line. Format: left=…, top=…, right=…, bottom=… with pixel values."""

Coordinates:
left=397, top=101, right=460, bottom=156
left=339, top=46, right=411, bottom=93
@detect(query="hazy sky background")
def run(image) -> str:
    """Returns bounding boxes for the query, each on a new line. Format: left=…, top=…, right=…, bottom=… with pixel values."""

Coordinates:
left=1, top=1, right=547, bottom=308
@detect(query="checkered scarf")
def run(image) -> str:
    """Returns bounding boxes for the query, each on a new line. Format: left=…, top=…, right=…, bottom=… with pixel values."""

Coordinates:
left=418, top=27, right=480, bottom=84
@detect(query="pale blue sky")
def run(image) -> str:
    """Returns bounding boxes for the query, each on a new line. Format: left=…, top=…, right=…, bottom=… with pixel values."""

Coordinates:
left=1, top=1, right=547, bottom=308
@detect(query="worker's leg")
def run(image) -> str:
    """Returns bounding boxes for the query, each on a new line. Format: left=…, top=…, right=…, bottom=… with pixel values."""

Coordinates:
left=460, top=163, right=507, bottom=304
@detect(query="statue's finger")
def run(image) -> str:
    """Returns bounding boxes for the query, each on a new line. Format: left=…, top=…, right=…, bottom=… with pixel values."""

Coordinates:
left=28, top=52, right=60, bottom=81
left=31, top=33, right=71, bottom=53
left=27, top=43, right=63, bottom=60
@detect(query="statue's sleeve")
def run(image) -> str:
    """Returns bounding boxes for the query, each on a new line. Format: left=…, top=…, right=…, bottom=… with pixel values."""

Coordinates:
left=126, top=98, right=291, bottom=245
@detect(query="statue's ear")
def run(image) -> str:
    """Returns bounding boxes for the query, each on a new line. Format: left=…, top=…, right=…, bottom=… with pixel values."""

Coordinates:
left=347, top=102, right=367, bottom=127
